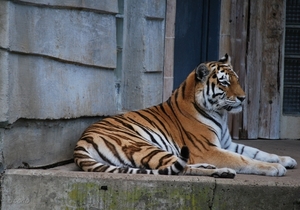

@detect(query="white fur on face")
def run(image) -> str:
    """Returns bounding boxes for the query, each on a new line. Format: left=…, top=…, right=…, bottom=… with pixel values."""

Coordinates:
left=216, top=70, right=230, bottom=86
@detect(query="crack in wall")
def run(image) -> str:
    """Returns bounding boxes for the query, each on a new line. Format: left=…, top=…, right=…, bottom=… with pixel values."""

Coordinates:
left=208, top=179, right=217, bottom=210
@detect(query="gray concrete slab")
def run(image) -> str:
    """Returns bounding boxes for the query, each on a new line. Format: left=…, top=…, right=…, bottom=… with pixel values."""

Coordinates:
left=2, top=140, right=300, bottom=210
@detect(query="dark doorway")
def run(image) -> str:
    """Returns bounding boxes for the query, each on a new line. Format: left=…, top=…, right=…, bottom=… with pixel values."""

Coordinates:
left=173, top=0, right=221, bottom=89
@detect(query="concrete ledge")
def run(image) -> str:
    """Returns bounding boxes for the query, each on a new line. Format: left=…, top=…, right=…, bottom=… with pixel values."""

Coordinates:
left=2, top=168, right=300, bottom=210
left=2, top=140, right=300, bottom=209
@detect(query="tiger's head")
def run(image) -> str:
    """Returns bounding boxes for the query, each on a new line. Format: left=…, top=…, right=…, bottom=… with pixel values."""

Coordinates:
left=194, top=54, right=245, bottom=114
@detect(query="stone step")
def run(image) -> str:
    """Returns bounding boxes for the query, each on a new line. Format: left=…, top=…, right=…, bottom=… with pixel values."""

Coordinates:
left=2, top=140, right=300, bottom=210
left=2, top=168, right=300, bottom=210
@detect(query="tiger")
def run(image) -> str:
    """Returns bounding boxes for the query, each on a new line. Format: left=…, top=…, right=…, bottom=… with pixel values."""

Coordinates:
left=74, top=54, right=297, bottom=178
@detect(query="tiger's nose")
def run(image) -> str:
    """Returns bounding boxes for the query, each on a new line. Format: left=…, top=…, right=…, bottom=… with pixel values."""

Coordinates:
left=237, top=96, right=246, bottom=102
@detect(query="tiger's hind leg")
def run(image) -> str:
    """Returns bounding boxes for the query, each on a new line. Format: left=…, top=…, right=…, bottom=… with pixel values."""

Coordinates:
left=181, top=163, right=236, bottom=178
left=74, top=137, right=190, bottom=175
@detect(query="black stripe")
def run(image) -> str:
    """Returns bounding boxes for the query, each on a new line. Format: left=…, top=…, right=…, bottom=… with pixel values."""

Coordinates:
left=157, top=103, right=173, bottom=123
left=126, top=116, right=161, bottom=146
left=213, top=92, right=223, bottom=98
left=181, top=81, right=186, bottom=99
left=93, top=165, right=109, bottom=172
left=185, top=131, right=206, bottom=151
left=166, top=97, right=172, bottom=106
left=104, top=120, right=146, bottom=140
left=140, top=150, right=161, bottom=169
left=204, top=136, right=217, bottom=147
left=158, top=153, right=174, bottom=168
left=222, top=135, right=231, bottom=149
left=192, top=102, right=222, bottom=129
left=253, top=151, right=259, bottom=159
left=130, top=110, right=175, bottom=151
left=108, top=168, right=118, bottom=173
left=102, top=138, right=127, bottom=166
left=174, top=93, right=189, bottom=117
left=174, top=88, right=179, bottom=101
left=206, top=80, right=210, bottom=95
left=164, top=100, right=186, bottom=152
left=207, top=127, right=219, bottom=139
left=211, top=82, right=215, bottom=96
left=154, top=104, right=183, bottom=152
left=235, top=144, right=239, bottom=153
left=74, top=146, right=88, bottom=153
left=241, top=146, right=245, bottom=154
left=146, top=107, right=172, bottom=139
left=74, top=154, right=91, bottom=161
left=173, top=161, right=184, bottom=172
left=113, top=116, right=136, bottom=131
left=202, top=90, right=207, bottom=108
left=80, top=137, right=115, bottom=166
left=137, top=168, right=148, bottom=174
left=120, top=167, right=129, bottom=173
left=133, top=110, right=170, bottom=149
left=128, top=168, right=134, bottom=174
left=208, top=99, right=214, bottom=105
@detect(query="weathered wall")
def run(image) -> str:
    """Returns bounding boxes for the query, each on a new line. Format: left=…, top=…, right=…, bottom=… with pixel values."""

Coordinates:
left=0, top=0, right=167, bottom=170
left=0, top=1, right=119, bottom=124
left=122, top=0, right=166, bottom=110
left=0, top=0, right=120, bottom=170
left=163, top=0, right=176, bottom=101
left=0, top=118, right=102, bottom=170
left=219, top=0, right=285, bottom=139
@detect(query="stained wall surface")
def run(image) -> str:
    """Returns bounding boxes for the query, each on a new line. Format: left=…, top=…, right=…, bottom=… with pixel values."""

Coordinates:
left=0, top=0, right=166, bottom=170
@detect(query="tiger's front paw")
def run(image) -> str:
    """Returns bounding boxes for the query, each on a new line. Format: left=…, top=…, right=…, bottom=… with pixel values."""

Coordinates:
left=265, top=163, right=286, bottom=176
left=212, top=168, right=236, bottom=179
left=279, top=156, right=297, bottom=169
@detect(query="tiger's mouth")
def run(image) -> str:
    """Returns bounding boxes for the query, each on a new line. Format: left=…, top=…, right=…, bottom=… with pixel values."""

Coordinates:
left=224, top=104, right=243, bottom=113
left=225, top=105, right=233, bottom=111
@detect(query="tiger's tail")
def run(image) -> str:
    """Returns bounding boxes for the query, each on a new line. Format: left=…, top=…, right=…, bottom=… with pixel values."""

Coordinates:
left=74, top=146, right=190, bottom=175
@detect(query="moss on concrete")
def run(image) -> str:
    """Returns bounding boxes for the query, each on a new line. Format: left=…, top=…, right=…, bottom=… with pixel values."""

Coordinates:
left=65, top=179, right=214, bottom=209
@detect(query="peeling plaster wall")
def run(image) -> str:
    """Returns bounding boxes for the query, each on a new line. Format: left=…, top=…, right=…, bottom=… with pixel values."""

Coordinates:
left=0, top=0, right=166, bottom=170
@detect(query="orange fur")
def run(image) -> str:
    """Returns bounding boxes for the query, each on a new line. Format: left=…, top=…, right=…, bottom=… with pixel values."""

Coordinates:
left=74, top=54, right=296, bottom=177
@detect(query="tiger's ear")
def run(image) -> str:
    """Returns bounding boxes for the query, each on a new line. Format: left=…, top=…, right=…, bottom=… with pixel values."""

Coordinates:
left=218, top=53, right=231, bottom=64
left=195, top=63, right=209, bottom=82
